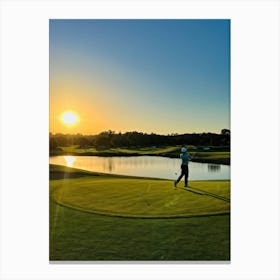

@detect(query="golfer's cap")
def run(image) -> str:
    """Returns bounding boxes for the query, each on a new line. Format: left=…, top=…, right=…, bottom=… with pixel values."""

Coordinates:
left=181, top=147, right=187, bottom=153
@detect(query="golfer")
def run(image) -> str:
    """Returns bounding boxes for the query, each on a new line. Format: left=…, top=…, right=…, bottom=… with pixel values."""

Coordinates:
left=174, top=147, right=192, bottom=189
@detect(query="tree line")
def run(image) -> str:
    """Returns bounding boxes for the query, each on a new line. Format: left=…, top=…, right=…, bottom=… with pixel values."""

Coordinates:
left=50, top=129, right=230, bottom=150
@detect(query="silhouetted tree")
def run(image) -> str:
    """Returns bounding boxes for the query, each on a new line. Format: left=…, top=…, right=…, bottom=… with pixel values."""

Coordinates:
left=49, top=129, right=230, bottom=152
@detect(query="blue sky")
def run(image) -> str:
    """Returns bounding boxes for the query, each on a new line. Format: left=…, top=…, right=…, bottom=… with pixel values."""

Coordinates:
left=50, top=19, right=230, bottom=135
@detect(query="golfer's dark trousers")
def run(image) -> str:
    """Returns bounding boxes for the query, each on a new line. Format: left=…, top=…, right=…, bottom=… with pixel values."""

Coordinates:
left=176, top=164, right=189, bottom=185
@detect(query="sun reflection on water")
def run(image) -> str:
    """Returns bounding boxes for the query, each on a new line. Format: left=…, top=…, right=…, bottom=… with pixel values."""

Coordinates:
left=48, top=155, right=230, bottom=180
left=64, top=156, right=76, bottom=167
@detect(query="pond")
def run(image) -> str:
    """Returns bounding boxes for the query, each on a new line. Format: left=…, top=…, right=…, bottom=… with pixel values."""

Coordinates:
left=49, top=155, right=230, bottom=181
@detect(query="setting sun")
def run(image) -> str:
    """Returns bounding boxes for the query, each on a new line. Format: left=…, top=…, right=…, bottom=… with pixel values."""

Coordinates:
left=60, top=111, right=79, bottom=126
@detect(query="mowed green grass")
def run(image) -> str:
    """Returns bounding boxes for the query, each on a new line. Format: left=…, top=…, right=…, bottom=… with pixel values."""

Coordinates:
left=51, top=178, right=229, bottom=218
left=50, top=165, right=230, bottom=261
left=60, top=145, right=180, bottom=155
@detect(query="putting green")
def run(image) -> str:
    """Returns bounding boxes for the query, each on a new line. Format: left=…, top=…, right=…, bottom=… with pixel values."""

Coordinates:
left=51, top=176, right=230, bottom=218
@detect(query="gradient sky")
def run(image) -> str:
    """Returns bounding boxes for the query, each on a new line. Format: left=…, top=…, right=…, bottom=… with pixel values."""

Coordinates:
left=50, top=19, right=230, bottom=135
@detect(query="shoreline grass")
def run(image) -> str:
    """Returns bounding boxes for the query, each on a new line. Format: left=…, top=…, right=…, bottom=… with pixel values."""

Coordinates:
left=50, top=145, right=230, bottom=165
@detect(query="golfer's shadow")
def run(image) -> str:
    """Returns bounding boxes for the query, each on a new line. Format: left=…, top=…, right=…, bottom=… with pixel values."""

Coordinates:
left=177, top=186, right=204, bottom=195
left=177, top=186, right=230, bottom=203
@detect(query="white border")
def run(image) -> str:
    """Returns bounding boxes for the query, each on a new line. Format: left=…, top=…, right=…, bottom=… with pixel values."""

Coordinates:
left=1, top=0, right=279, bottom=279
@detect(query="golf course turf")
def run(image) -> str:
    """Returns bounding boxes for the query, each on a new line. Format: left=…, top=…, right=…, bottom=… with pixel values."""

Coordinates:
left=50, top=164, right=230, bottom=261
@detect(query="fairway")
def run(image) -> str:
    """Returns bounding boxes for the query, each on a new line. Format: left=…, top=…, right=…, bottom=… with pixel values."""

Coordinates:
left=51, top=177, right=230, bottom=218
left=50, top=165, right=230, bottom=260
